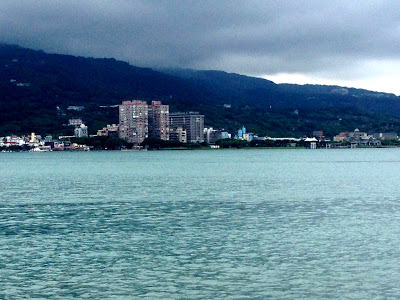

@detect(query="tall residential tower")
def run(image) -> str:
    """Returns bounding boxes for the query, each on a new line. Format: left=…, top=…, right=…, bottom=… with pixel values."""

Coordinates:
left=119, top=100, right=149, bottom=144
left=119, top=100, right=170, bottom=144
left=148, top=101, right=169, bottom=140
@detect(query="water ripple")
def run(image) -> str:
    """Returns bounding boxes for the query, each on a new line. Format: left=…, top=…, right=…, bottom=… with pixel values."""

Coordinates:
left=2, top=149, right=400, bottom=298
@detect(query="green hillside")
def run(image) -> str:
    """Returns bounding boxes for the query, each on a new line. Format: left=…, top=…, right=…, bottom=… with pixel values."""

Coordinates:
left=1, top=44, right=400, bottom=138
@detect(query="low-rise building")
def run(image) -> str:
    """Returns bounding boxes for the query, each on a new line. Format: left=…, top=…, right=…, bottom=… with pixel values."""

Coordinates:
left=170, top=127, right=187, bottom=143
left=69, top=118, right=83, bottom=127
left=220, top=132, right=231, bottom=139
left=235, top=126, right=254, bottom=141
left=97, top=124, right=119, bottom=137
left=204, top=128, right=233, bottom=143
left=67, top=106, right=85, bottom=111
left=204, top=127, right=218, bottom=144
left=74, top=124, right=88, bottom=138
left=304, top=137, right=318, bottom=149
left=372, top=132, right=399, bottom=141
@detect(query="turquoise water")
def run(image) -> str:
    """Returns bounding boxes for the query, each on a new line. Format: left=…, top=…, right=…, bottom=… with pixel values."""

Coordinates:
left=1, top=149, right=400, bottom=299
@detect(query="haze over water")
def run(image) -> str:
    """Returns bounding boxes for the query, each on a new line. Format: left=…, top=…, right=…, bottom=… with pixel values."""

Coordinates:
left=1, top=149, right=400, bottom=299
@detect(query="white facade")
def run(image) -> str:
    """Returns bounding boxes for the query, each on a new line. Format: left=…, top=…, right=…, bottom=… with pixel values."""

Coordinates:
left=74, top=124, right=88, bottom=138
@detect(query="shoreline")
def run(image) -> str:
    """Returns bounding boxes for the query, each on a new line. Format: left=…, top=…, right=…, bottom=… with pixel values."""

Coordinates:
left=3, top=145, right=400, bottom=153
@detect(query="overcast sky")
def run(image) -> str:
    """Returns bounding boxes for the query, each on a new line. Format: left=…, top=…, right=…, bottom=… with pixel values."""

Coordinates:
left=2, top=0, right=400, bottom=94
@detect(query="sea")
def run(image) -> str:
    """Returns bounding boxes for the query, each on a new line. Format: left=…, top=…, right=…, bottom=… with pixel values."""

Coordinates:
left=1, top=148, right=400, bottom=299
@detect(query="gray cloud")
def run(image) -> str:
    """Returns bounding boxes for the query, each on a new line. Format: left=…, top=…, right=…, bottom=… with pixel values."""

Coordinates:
left=2, top=0, right=400, bottom=82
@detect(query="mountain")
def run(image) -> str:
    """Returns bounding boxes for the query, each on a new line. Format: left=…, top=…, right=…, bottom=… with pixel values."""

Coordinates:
left=161, top=68, right=400, bottom=113
left=2, top=43, right=400, bottom=137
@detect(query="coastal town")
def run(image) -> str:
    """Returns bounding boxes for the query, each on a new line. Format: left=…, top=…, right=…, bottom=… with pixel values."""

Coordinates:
left=1, top=99, right=399, bottom=152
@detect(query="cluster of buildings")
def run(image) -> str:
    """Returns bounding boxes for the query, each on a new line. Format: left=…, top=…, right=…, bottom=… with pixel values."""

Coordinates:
left=68, top=118, right=89, bottom=138
left=118, top=100, right=205, bottom=145
left=117, top=101, right=260, bottom=145
left=100, top=100, right=263, bottom=146
left=204, top=128, right=232, bottom=144
left=4, top=96, right=400, bottom=151
left=205, top=126, right=261, bottom=143
left=67, top=100, right=400, bottom=149
left=97, top=124, right=119, bottom=138
left=0, top=133, right=89, bottom=152
left=331, top=129, right=399, bottom=147
left=333, top=129, right=397, bottom=145
left=304, top=128, right=399, bottom=148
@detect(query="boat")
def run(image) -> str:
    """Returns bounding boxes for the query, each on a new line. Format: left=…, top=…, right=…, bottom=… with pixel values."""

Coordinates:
left=29, top=146, right=52, bottom=152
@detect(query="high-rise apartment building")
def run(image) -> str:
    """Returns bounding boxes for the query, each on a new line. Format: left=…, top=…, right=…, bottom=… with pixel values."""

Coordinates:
left=148, top=101, right=169, bottom=140
left=119, top=100, right=170, bottom=144
left=169, top=112, right=204, bottom=143
left=119, top=100, right=148, bottom=144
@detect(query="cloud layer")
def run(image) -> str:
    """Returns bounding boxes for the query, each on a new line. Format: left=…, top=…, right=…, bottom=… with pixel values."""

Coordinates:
left=2, top=1, right=400, bottom=92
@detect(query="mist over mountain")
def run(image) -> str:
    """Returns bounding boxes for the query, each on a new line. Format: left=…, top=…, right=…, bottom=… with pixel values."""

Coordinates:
left=161, top=67, right=399, bottom=112
left=2, top=44, right=400, bottom=138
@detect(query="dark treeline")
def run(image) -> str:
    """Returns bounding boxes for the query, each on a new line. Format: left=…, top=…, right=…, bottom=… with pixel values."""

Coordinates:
left=215, top=139, right=304, bottom=148
left=71, top=136, right=129, bottom=150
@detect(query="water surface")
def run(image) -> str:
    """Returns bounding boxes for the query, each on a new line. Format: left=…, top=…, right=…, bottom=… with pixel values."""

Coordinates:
left=1, top=149, right=400, bottom=299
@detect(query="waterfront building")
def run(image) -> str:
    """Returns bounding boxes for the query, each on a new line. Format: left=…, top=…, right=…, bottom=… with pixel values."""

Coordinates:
left=220, top=132, right=231, bottom=139
left=372, top=132, right=399, bottom=141
left=169, top=112, right=204, bottom=143
left=149, top=101, right=169, bottom=140
left=333, top=135, right=347, bottom=142
left=360, top=136, right=381, bottom=146
left=204, top=128, right=233, bottom=143
left=237, top=126, right=247, bottom=139
left=333, top=132, right=350, bottom=142
left=170, top=127, right=187, bottom=143
left=235, top=126, right=254, bottom=141
left=74, top=124, right=88, bottom=138
left=333, top=130, right=366, bottom=143
left=353, top=128, right=361, bottom=142
left=304, top=137, right=318, bottom=149
left=97, top=124, right=119, bottom=138
left=242, top=133, right=254, bottom=141
left=119, top=100, right=149, bottom=144
left=29, top=132, right=37, bottom=143
left=204, top=127, right=218, bottom=144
